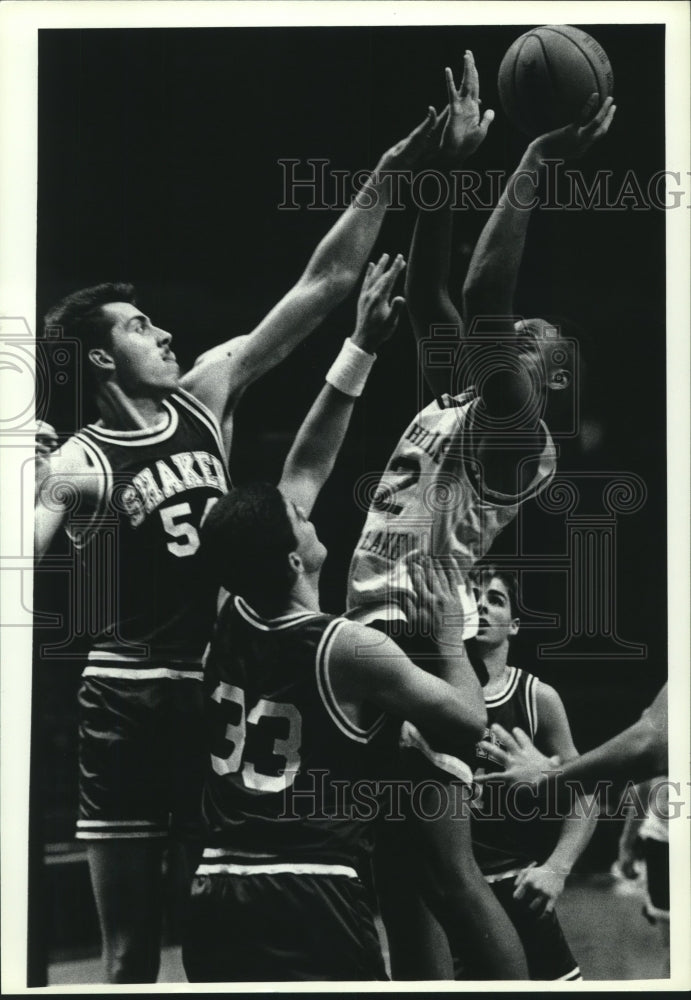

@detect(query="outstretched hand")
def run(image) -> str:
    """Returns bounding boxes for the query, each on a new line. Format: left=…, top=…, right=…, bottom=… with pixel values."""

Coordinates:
left=439, top=51, right=495, bottom=164
left=402, top=555, right=466, bottom=645
left=475, top=723, right=560, bottom=786
left=351, top=252, right=406, bottom=353
left=530, top=94, right=616, bottom=159
left=377, top=108, right=439, bottom=173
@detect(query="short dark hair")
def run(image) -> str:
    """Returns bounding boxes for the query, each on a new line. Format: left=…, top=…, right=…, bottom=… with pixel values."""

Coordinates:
left=44, top=282, right=137, bottom=349
left=470, top=564, right=519, bottom=618
left=200, top=482, right=298, bottom=610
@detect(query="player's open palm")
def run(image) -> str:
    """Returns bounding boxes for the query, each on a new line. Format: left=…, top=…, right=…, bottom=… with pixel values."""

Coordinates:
left=530, top=93, right=616, bottom=159
left=440, top=52, right=494, bottom=164
left=352, top=252, right=406, bottom=352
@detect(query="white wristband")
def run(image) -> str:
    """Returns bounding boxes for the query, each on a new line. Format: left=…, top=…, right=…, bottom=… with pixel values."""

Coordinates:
left=325, top=339, right=376, bottom=398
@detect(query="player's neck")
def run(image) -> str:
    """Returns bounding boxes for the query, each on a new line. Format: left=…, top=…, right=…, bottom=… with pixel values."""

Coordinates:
left=287, top=574, right=321, bottom=615
left=480, top=644, right=511, bottom=687
left=96, top=382, right=168, bottom=430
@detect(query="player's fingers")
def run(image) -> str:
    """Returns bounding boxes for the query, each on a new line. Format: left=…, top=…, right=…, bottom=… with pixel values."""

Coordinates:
left=577, top=92, right=599, bottom=125
left=592, top=103, right=616, bottom=140
left=478, top=108, right=495, bottom=136
left=377, top=253, right=406, bottom=294
left=371, top=253, right=390, bottom=281
left=513, top=862, right=536, bottom=894
left=464, top=49, right=480, bottom=100
left=490, top=722, right=519, bottom=751
left=477, top=741, right=510, bottom=768
left=445, top=67, right=461, bottom=108
left=385, top=296, right=406, bottom=334
left=511, top=726, right=532, bottom=749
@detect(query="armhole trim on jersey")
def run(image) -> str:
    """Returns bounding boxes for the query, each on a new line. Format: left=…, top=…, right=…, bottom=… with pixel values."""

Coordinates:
left=234, top=595, right=320, bottom=631
left=316, top=619, right=387, bottom=745
left=64, top=433, right=112, bottom=549
left=171, top=389, right=230, bottom=482
left=525, top=673, right=539, bottom=740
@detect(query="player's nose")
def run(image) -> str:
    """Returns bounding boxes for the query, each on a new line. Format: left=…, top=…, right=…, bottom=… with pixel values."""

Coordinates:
left=156, top=327, right=173, bottom=347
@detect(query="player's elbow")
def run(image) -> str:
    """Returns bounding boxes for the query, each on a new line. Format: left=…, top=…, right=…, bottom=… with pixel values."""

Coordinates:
left=301, top=264, right=357, bottom=311
left=631, top=721, right=667, bottom=781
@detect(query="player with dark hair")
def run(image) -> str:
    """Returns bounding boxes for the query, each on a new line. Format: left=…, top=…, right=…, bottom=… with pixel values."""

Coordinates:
left=459, top=565, right=596, bottom=982
left=33, top=111, right=436, bottom=984
left=346, top=53, right=615, bottom=978
left=181, top=258, right=490, bottom=983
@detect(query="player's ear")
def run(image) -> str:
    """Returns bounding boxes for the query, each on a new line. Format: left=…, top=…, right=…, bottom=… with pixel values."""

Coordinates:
left=88, top=347, right=115, bottom=373
left=509, top=616, right=520, bottom=637
left=288, top=551, right=303, bottom=575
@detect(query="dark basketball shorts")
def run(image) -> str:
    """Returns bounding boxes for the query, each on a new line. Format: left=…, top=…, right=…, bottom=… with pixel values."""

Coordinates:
left=454, top=872, right=581, bottom=981
left=642, top=837, right=670, bottom=921
left=181, top=861, right=388, bottom=982
left=76, top=667, right=206, bottom=841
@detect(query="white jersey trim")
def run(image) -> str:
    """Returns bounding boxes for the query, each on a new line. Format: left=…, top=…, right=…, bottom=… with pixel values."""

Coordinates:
left=196, top=861, right=358, bottom=878
left=526, top=673, right=539, bottom=740
left=83, top=665, right=203, bottom=681
left=315, top=619, right=387, bottom=744
left=84, top=398, right=179, bottom=445
left=234, top=595, right=320, bottom=632
left=172, top=388, right=230, bottom=480
left=485, top=666, right=521, bottom=708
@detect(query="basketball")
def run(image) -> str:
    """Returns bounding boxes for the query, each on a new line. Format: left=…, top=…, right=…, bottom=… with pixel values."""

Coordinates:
left=498, top=25, right=613, bottom=137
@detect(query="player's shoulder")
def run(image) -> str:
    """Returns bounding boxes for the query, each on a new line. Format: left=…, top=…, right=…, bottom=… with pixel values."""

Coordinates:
left=532, top=678, right=564, bottom=709
left=328, top=618, right=393, bottom=668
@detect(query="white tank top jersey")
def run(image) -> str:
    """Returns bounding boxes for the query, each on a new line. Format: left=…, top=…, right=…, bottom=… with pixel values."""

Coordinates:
left=347, top=389, right=557, bottom=638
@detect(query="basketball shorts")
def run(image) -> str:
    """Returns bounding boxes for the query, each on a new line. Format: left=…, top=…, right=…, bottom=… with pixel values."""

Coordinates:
left=368, top=617, right=475, bottom=790
left=181, top=863, right=388, bottom=982
left=642, top=837, right=670, bottom=922
left=76, top=668, right=206, bottom=841
left=454, top=872, right=581, bottom=981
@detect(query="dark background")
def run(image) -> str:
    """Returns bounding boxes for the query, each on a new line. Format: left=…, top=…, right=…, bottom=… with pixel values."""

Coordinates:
left=32, top=23, right=667, bottom=956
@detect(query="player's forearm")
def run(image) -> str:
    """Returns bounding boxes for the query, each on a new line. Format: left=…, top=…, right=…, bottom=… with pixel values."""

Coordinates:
left=462, top=144, right=544, bottom=320
left=557, top=719, right=667, bottom=792
left=280, top=385, right=356, bottom=517
left=545, top=795, right=598, bottom=875
left=301, top=166, right=394, bottom=291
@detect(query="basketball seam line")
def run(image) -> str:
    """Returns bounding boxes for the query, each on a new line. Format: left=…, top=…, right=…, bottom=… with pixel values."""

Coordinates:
left=540, top=26, right=604, bottom=99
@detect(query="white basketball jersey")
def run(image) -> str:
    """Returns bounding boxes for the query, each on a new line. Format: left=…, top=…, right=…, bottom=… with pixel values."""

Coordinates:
left=347, top=389, right=556, bottom=637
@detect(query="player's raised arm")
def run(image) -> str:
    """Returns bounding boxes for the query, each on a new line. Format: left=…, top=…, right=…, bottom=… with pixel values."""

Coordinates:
left=405, top=54, right=494, bottom=398
left=279, top=254, right=406, bottom=517
left=461, top=94, right=615, bottom=423
left=180, top=112, right=436, bottom=421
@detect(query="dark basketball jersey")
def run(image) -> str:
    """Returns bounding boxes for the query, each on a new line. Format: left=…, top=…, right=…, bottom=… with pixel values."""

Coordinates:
left=201, top=595, right=397, bottom=870
left=472, top=667, right=558, bottom=876
left=66, top=389, right=230, bottom=667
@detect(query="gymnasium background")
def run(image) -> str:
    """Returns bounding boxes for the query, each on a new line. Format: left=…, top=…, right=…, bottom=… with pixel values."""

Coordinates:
left=32, top=23, right=668, bottom=976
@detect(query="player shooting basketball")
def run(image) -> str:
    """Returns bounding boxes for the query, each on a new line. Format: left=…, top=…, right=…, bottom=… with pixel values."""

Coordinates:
left=346, top=51, right=615, bottom=978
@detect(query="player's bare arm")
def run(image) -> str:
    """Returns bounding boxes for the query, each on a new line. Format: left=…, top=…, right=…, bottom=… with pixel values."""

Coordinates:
left=279, top=253, right=406, bottom=516
left=329, top=620, right=487, bottom=746
left=512, top=682, right=598, bottom=916
left=405, top=53, right=494, bottom=398
left=34, top=434, right=103, bottom=560
left=461, top=95, right=616, bottom=421
left=180, top=112, right=436, bottom=423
